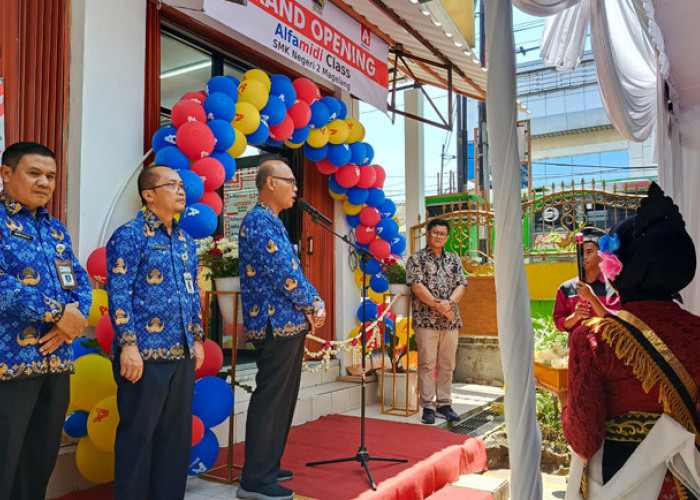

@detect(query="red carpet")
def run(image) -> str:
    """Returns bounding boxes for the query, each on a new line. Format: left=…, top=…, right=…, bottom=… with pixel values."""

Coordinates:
left=58, top=415, right=487, bottom=500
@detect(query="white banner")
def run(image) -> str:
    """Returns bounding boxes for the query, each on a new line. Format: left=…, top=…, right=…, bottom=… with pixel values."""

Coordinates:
left=203, top=0, right=389, bottom=111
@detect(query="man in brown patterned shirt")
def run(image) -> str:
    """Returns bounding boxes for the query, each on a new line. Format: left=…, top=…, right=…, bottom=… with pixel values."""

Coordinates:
left=406, top=219, right=467, bottom=424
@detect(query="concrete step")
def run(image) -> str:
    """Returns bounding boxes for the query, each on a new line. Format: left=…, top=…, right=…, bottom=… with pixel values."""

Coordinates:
left=426, top=473, right=510, bottom=500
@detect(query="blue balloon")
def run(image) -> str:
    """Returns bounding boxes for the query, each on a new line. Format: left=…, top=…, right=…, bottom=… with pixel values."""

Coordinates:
left=192, top=376, right=234, bottom=428
left=152, top=126, right=177, bottom=153
left=207, top=76, right=238, bottom=101
left=370, top=272, right=389, bottom=294
left=349, top=142, right=367, bottom=166
left=208, top=119, right=236, bottom=152
left=362, top=143, right=375, bottom=165
left=64, top=411, right=89, bottom=439
left=203, top=92, right=237, bottom=122
left=289, top=125, right=310, bottom=144
left=346, top=213, right=361, bottom=228
left=208, top=151, right=236, bottom=182
left=359, top=259, right=381, bottom=275
left=337, top=99, right=348, bottom=120
left=246, top=121, right=270, bottom=146
left=270, top=76, right=296, bottom=109
left=72, top=337, right=99, bottom=359
left=328, top=174, right=347, bottom=194
left=365, top=188, right=386, bottom=209
left=390, top=235, right=407, bottom=255
left=346, top=187, right=369, bottom=206
left=327, top=143, right=351, bottom=167
left=321, top=96, right=341, bottom=122
left=383, top=317, right=395, bottom=344
left=154, top=146, right=189, bottom=171
left=188, top=429, right=219, bottom=476
left=303, top=143, right=329, bottom=162
left=356, top=299, right=378, bottom=322
left=376, top=218, right=399, bottom=240
left=265, top=137, right=284, bottom=147
left=308, top=101, right=330, bottom=129
left=180, top=203, right=218, bottom=239
left=178, top=170, right=205, bottom=205
left=379, top=198, right=397, bottom=219
left=260, top=95, right=287, bottom=127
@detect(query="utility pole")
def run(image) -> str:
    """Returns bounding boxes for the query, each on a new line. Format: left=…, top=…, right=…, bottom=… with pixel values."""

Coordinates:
left=456, top=95, right=469, bottom=192
left=477, top=0, right=487, bottom=203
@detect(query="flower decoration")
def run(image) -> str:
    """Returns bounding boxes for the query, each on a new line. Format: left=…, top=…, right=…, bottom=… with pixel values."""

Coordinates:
left=196, top=235, right=239, bottom=279
left=597, top=233, right=622, bottom=281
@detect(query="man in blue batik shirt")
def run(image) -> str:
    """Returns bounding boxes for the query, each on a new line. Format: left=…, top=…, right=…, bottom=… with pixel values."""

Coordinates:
left=106, top=165, right=205, bottom=500
left=237, top=159, right=326, bottom=500
left=0, top=142, right=91, bottom=500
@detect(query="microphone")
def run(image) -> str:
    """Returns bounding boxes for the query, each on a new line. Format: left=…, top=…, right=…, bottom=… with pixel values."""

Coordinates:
left=298, top=200, right=332, bottom=226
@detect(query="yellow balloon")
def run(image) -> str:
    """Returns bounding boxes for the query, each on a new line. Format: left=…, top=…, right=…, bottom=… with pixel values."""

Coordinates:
left=285, top=140, right=304, bottom=149
left=76, top=437, right=115, bottom=484
left=87, top=395, right=120, bottom=452
left=227, top=128, right=248, bottom=158
left=238, top=79, right=269, bottom=111
left=347, top=325, right=361, bottom=340
left=353, top=268, right=370, bottom=288
left=345, top=118, right=365, bottom=143
left=406, top=351, right=418, bottom=369
left=329, top=188, right=346, bottom=201
left=231, top=101, right=260, bottom=135
left=242, top=69, right=271, bottom=91
left=174, top=212, right=181, bottom=222
left=306, top=127, right=329, bottom=148
left=88, top=289, right=108, bottom=327
left=342, top=200, right=363, bottom=215
left=327, top=119, right=350, bottom=145
left=395, top=316, right=413, bottom=348
left=70, top=354, right=117, bottom=412
left=367, top=287, right=384, bottom=304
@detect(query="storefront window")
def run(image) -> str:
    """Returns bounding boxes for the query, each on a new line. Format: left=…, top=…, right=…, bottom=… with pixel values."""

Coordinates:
left=160, top=33, right=212, bottom=111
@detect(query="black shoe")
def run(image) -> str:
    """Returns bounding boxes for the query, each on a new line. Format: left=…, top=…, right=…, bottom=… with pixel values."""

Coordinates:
left=421, top=408, right=436, bottom=424
left=277, top=469, right=294, bottom=482
left=436, top=405, right=460, bottom=422
left=236, top=483, right=294, bottom=500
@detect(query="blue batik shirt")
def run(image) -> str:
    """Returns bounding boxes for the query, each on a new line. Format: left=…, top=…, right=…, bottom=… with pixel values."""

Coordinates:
left=0, top=192, right=92, bottom=381
left=239, top=202, right=320, bottom=341
left=106, top=208, right=203, bottom=361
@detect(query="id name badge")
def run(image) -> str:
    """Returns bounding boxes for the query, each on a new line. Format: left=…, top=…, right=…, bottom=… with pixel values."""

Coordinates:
left=184, top=272, right=195, bottom=294
left=54, top=259, right=78, bottom=290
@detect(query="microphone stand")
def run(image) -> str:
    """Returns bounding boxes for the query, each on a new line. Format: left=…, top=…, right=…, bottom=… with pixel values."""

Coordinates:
left=302, top=208, right=407, bottom=490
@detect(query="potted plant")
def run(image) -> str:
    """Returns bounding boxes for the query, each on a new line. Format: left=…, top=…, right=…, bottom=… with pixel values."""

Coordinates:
left=375, top=317, right=419, bottom=411
left=197, top=236, right=240, bottom=325
left=385, top=261, right=410, bottom=316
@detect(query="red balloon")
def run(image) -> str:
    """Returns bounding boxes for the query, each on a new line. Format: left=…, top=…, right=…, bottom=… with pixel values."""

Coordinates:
left=359, top=206, right=381, bottom=227
left=335, top=164, right=360, bottom=188
left=377, top=303, right=395, bottom=322
left=95, top=314, right=114, bottom=355
left=181, top=91, right=207, bottom=105
left=269, top=115, right=294, bottom=142
left=191, top=157, right=226, bottom=191
left=356, top=166, right=377, bottom=189
left=195, top=339, right=224, bottom=379
left=355, top=225, right=377, bottom=245
left=86, top=247, right=108, bottom=285
left=287, top=100, right=311, bottom=129
left=199, top=191, right=223, bottom=216
left=369, top=239, right=391, bottom=260
left=192, top=416, right=205, bottom=446
left=176, top=121, right=216, bottom=160
left=316, top=159, right=339, bottom=175
left=292, top=78, right=320, bottom=105
left=171, top=99, right=207, bottom=128
left=372, top=165, right=386, bottom=189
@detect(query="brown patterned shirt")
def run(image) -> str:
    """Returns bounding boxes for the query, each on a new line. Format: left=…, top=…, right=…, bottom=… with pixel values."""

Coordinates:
left=405, top=247, right=468, bottom=330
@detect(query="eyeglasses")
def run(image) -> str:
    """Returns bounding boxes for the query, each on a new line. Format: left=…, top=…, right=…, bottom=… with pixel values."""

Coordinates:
left=147, top=181, right=185, bottom=192
left=429, top=231, right=449, bottom=238
left=271, top=176, right=297, bottom=188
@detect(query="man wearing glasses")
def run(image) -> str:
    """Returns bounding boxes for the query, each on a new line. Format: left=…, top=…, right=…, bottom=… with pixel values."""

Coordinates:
left=106, top=165, right=205, bottom=500
left=406, top=218, right=467, bottom=425
left=237, top=158, right=325, bottom=500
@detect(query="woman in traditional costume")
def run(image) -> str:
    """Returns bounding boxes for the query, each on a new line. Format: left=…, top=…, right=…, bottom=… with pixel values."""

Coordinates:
left=561, top=183, right=700, bottom=499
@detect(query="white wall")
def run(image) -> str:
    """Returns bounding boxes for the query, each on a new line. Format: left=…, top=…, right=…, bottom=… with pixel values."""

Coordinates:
left=67, top=0, right=146, bottom=261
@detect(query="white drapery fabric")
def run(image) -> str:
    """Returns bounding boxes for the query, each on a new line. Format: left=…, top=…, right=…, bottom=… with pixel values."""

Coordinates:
left=485, top=2, right=543, bottom=499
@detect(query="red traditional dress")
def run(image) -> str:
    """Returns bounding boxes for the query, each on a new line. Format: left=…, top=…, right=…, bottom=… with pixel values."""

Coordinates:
left=563, top=301, right=700, bottom=499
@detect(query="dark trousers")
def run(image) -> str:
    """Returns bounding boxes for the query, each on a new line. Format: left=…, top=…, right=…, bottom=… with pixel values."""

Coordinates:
left=241, top=331, right=307, bottom=490
left=0, top=373, right=70, bottom=500
left=113, top=359, right=194, bottom=500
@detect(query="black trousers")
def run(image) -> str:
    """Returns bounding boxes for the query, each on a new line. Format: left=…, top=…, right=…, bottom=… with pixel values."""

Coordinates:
left=0, top=373, right=70, bottom=500
left=112, top=358, right=194, bottom=500
left=241, top=330, right=307, bottom=490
